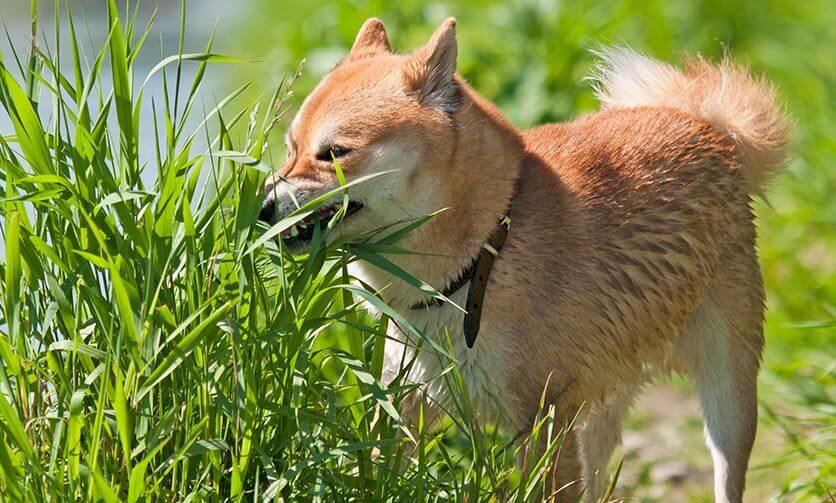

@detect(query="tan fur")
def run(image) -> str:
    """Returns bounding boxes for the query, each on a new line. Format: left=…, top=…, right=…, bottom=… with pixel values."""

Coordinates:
left=262, top=20, right=790, bottom=503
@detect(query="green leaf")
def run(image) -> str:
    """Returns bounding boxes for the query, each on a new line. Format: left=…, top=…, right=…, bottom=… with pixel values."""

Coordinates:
left=47, top=340, right=106, bottom=360
left=245, top=170, right=397, bottom=255
left=127, top=458, right=149, bottom=503
left=349, top=243, right=465, bottom=313
left=0, top=65, right=53, bottom=174
left=335, top=284, right=455, bottom=361
left=0, top=392, right=34, bottom=461
left=215, top=150, right=274, bottom=172
left=107, top=0, right=137, bottom=173
left=3, top=210, right=22, bottom=337
left=92, top=468, right=121, bottom=503
left=109, top=260, right=139, bottom=345
left=94, top=190, right=152, bottom=212
left=111, top=366, right=132, bottom=468
left=138, top=301, right=234, bottom=399
left=139, top=53, right=247, bottom=98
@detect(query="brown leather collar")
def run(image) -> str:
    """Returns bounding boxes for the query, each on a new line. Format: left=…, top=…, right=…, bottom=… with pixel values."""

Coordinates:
left=409, top=213, right=512, bottom=348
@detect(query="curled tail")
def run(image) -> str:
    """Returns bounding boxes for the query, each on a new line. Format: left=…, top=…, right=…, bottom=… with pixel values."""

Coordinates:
left=590, top=47, right=792, bottom=194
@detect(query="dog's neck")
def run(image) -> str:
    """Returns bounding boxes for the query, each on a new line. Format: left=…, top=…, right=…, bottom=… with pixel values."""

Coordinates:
left=359, top=83, right=525, bottom=309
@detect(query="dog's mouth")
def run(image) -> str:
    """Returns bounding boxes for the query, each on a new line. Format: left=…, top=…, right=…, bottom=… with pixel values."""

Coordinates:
left=280, top=200, right=365, bottom=246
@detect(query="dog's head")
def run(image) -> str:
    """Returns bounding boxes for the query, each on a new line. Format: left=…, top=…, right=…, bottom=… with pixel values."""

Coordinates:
left=259, top=18, right=463, bottom=251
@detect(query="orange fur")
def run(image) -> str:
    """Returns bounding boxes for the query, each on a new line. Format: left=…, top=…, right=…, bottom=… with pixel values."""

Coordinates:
left=261, top=19, right=791, bottom=502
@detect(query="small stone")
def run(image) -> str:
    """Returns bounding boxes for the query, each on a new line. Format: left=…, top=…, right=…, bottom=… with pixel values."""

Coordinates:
left=649, top=460, right=690, bottom=485
left=621, top=431, right=647, bottom=456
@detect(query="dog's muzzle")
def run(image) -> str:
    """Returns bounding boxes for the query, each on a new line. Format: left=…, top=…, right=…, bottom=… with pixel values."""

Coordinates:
left=258, top=196, right=277, bottom=224
left=257, top=179, right=365, bottom=248
left=258, top=181, right=308, bottom=226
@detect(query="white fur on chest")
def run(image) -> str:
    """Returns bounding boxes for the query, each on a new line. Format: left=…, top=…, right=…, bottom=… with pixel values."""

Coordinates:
left=349, top=262, right=511, bottom=423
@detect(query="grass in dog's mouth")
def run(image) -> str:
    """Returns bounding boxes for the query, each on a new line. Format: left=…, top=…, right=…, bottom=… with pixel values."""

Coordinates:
left=281, top=200, right=365, bottom=244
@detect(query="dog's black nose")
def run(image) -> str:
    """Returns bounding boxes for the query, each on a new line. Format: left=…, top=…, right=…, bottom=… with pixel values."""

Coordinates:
left=258, top=197, right=276, bottom=224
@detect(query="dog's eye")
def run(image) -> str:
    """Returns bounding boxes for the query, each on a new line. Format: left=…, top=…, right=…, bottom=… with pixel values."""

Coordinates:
left=316, top=146, right=352, bottom=161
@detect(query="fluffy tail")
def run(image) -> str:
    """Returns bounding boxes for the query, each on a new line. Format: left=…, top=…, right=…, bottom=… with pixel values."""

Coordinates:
left=590, top=47, right=792, bottom=194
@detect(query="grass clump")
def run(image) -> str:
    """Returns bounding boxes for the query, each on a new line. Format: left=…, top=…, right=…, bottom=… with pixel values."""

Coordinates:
left=0, top=2, right=569, bottom=500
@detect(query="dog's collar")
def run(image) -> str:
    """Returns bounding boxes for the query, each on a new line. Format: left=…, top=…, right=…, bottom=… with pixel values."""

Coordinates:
left=409, top=212, right=512, bottom=348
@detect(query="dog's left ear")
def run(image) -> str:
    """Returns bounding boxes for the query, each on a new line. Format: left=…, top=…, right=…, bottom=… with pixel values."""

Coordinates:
left=403, top=17, right=460, bottom=114
left=347, top=18, right=392, bottom=61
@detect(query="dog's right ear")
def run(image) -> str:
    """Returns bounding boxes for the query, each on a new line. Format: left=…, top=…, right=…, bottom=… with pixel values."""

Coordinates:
left=403, top=18, right=460, bottom=114
left=347, top=18, right=392, bottom=61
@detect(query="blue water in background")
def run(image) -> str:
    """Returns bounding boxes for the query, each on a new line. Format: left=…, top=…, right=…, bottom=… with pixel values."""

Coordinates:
left=0, top=0, right=241, bottom=171
left=0, top=1, right=248, bottom=258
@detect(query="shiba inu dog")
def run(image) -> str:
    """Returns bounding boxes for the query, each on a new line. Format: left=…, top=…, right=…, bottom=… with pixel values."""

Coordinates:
left=259, top=17, right=790, bottom=502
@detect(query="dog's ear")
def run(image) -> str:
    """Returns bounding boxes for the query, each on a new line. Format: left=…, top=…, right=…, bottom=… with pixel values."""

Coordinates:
left=403, top=17, right=460, bottom=114
left=347, top=18, right=392, bottom=61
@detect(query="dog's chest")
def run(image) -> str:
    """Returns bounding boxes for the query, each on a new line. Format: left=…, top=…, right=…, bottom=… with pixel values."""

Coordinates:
left=350, top=262, right=511, bottom=421
left=391, top=294, right=510, bottom=420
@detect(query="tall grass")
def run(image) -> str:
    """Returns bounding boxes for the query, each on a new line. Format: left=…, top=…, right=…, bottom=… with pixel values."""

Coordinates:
left=0, top=2, right=571, bottom=500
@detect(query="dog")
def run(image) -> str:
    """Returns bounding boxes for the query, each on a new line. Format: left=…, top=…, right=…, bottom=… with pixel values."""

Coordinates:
left=259, top=17, right=790, bottom=502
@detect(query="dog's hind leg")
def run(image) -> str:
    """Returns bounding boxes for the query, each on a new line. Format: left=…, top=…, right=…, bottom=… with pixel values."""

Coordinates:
left=671, top=253, right=765, bottom=503
left=579, top=391, right=634, bottom=502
